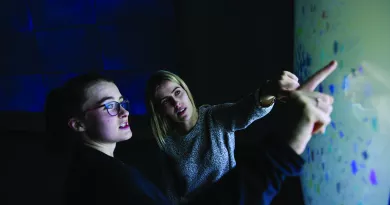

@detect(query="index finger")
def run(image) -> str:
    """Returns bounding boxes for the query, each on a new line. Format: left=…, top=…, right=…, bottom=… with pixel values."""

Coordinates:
left=299, top=60, right=338, bottom=91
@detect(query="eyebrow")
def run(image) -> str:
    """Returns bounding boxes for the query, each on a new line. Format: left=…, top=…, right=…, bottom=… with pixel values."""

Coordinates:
left=160, top=87, right=180, bottom=102
left=96, top=96, right=123, bottom=106
left=171, top=87, right=180, bottom=94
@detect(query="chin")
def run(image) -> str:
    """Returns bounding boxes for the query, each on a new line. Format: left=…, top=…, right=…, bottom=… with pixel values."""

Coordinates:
left=117, top=131, right=133, bottom=142
left=180, top=112, right=193, bottom=121
left=123, top=132, right=133, bottom=140
left=176, top=115, right=191, bottom=123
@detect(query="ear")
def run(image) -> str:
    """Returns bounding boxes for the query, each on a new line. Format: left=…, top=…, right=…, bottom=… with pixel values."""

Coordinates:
left=68, top=118, right=86, bottom=132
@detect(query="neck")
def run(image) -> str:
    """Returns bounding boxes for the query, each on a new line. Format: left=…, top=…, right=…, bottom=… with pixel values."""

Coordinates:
left=83, top=137, right=116, bottom=157
left=175, top=110, right=199, bottom=136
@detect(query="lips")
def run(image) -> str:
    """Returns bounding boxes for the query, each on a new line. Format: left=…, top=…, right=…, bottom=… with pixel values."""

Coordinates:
left=119, top=121, right=130, bottom=129
left=176, top=107, right=187, bottom=117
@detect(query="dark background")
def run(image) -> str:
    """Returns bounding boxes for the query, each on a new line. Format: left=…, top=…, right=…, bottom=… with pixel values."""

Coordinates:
left=1, top=0, right=304, bottom=204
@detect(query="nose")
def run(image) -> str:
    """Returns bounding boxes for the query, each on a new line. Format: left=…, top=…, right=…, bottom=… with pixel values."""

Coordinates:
left=173, top=99, right=181, bottom=109
left=118, top=105, right=129, bottom=118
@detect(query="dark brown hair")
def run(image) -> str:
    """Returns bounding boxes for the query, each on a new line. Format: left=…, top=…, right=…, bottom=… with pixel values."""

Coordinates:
left=45, top=73, right=114, bottom=150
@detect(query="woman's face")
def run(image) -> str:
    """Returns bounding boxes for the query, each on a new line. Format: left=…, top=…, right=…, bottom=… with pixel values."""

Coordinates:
left=81, top=81, right=132, bottom=143
left=154, top=80, right=194, bottom=124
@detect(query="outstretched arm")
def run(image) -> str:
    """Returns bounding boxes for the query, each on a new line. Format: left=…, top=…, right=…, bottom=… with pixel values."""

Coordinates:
left=209, top=91, right=274, bottom=133
left=210, top=71, right=300, bottom=132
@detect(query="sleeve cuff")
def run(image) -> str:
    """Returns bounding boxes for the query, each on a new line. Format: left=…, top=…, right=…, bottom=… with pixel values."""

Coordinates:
left=254, top=89, right=275, bottom=112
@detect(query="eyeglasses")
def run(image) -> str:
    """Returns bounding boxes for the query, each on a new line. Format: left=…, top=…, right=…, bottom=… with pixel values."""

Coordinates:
left=84, top=100, right=130, bottom=116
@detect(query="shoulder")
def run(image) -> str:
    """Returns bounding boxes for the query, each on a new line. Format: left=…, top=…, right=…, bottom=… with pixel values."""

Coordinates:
left=198, top=104, right=212, bottom=112
left=197, top=104, right=219, bottom=122
left=70, top=145, right=135, bottom=183
left=68, top=147, right=168, bottom=204
left=196, top=104, right=233, bottom=129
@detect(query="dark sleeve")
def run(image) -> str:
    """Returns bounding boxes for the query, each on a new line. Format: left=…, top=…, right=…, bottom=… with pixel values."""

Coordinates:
left=94, top=165, right=172, bottom=205
left=158, top=152, right=185, bottom=204
left=188, top=141, right=304, bottom=205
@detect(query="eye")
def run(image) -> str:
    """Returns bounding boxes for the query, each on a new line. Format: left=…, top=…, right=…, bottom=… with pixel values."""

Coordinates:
left=161, top=100, right=168, bottom=105
left=175, top=90, right=181, bottom=96
left=105, top=102, right=116, bottom=109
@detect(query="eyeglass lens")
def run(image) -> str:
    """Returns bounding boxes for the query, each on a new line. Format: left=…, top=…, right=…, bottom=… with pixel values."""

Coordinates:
left=107, top=101, right=130, bottom=116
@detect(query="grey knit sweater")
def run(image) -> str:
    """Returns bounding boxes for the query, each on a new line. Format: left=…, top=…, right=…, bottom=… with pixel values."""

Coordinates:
left=163, top=93, right=274, bottom=202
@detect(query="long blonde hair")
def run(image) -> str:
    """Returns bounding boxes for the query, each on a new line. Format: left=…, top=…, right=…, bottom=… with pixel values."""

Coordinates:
left=145, top=70, right=197, bottom=150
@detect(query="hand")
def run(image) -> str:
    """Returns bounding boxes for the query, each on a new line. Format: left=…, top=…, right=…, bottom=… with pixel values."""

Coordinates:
left=297, top=60, right=336, bottom=134
left=283, top=61, right=337, bottom=154
left=261, top=71, right=300, bottom=101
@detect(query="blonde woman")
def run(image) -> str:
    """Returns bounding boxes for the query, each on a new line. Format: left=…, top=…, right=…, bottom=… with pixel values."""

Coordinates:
left=145, top=61, right=337, bottom=203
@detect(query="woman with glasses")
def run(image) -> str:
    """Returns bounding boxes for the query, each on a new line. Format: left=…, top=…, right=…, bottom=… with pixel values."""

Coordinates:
left=45, top=73, right=171, bottom=205
left=45, top=65, right=335, bottom=204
